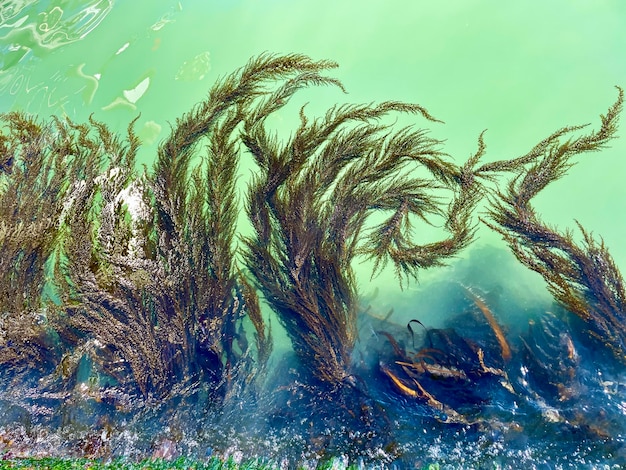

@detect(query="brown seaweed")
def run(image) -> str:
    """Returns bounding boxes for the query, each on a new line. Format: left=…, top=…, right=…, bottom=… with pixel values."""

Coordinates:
left=485, top=87, right=626, bottom=363
left=2, top=53, right=626, bottom=465
left=2, top=56, right=339, bottom=398
left=0, top=112, right=72, bottom=369
left=371, top=281, right=526, bottom=424
left=241, top=76, right=481, bottom=384
left=464, top=286, right=512, bottom=362
left=51, top=56, right=345, bottom=397
left=520, top=312, right=581, bottom=402
left=2, top=54, right=624, bottom=413
left=50, top=114, right=184, bottom=397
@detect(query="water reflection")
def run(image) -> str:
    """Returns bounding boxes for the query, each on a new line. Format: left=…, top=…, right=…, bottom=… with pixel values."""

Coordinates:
left=0, top=0, right=112, bottom=65
left=0, top=0, right=200, bottom=165
left=0, top=0, right=113, bottom=117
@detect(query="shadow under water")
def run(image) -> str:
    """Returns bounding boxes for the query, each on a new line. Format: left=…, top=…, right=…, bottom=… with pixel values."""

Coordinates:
left=1, top=54, right=625, bottom=468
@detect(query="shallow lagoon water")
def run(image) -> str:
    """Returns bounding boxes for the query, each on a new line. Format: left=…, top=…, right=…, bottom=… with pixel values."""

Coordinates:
left=1, top=1, right=626, bottom=468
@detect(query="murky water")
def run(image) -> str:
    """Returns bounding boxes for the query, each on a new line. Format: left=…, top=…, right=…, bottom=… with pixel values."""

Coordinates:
left=1, top=1, right=626, bottom=467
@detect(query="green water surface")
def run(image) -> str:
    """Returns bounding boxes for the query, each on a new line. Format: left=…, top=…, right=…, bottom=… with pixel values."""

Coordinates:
left=2, top=1, right=624, bottom=299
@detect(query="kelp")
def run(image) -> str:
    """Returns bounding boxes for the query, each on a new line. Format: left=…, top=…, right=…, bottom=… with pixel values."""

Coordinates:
left=519, top=311, right=581, bottom=402
left=486, top=87, right=626, bottom=363
left=376, top=291, right=514, bottom=424
left=373, top=286, right=624, bottom=442
left=241, top=78, right=482, bottom=383
left=463, top=286, right=512, bottom=362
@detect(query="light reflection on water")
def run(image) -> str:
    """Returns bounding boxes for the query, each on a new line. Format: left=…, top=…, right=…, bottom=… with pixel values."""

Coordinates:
left=0, top=0, right=114, bottom=121
left=0, top=0, right=195, bottom=163
left=0, top=0, right=112, bottom=65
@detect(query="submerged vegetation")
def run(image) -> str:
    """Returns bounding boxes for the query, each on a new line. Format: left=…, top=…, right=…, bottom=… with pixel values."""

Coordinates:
left=242, top=88, right=481, bottom=384
left=485, top=87, right=626, bottom=363
left=0, top=54, right=625, bottom=466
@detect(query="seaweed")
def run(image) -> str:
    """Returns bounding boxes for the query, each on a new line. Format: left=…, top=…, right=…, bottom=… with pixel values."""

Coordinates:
left=49, top=114, right=178, bottom=396
left=50, top=56, right=339, bottom=397
left=2, top=52, right=626, bottom=465
left=376, top=293, right=514, bottom=424
left=485, top=87, right=626, bottom=363
left=0, top=112, right=82, bottom=370
left=241, top=76, right=482, bottom=383
left=519, top=312, right=581, bottom=402
left=0, top=54, right=490, bottom=393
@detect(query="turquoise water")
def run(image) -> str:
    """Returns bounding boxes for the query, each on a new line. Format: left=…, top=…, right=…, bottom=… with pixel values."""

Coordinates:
left=1, top=1, right=626, bottom=467
left=2, top=0, right=626, bottom=297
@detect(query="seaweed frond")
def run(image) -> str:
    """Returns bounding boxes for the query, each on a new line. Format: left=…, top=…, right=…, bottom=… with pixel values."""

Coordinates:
left=50, top=115, right=175, bottom=395
left=485, top=87, right=626, bottom=363
left=146, top=54, right=341, bottom=393
left=0, top=112, right=75, bottom=370
left=242, top=74, right=481, bottom=383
